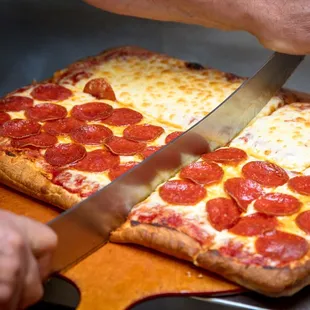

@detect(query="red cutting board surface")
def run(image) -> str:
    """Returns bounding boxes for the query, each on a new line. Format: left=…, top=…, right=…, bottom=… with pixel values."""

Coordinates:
left=0, top=184, right=241, bottom=309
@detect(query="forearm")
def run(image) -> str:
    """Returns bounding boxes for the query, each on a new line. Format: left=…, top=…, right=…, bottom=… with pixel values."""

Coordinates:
left=86, top=0, right=310, bottom=54
left=85, top=0, right=252, bottom=31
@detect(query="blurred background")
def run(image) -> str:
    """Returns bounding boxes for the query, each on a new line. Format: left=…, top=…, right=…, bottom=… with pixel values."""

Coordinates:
left=2, top=1, right=310, bottom=309
left=1, top=0, right=309, bottom=97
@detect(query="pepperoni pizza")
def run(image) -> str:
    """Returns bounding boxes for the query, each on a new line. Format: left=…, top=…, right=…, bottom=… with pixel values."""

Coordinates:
left=0, top=46, right=307, bottom=297
left=112, top=102, right=310, bottom=297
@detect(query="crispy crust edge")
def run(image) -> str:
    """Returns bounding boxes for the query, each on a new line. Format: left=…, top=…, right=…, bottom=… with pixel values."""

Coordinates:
left=110, top=222, right=201, bottom=262
left=111, top=221, right=310, bottom=297
left=196, top=250, right=310, bottom=297
left=0, top=151, right=80, bottom=210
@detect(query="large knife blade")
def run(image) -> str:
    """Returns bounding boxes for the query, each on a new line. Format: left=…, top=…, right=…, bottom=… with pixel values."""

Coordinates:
left=48, top=52, right=304, bottom=273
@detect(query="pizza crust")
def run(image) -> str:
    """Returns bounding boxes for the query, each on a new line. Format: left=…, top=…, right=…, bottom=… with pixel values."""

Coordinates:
left=0, top=151, right=80, bottom=210
left=110, top=222, right=201, bottom=262
left=196, top=250, right=310, bottom=297
left=111, top=221, right=310, bottom=297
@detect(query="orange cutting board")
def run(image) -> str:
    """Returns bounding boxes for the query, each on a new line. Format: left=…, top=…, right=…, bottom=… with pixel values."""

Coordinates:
left=0, top=184, right=241, bottom=309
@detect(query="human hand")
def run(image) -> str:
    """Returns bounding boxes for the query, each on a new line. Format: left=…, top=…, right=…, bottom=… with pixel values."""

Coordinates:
left=85, top=0, right=310, bottom=55
left=0, top=210, right=57, bottom=309
left=242, top=1, right=310, bottom=55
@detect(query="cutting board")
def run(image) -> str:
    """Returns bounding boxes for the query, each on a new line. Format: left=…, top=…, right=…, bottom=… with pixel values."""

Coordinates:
left=0, top=184, right=241, bottom=309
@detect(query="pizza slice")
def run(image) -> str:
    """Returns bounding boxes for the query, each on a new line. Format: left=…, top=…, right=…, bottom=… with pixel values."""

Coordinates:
left=112, top=101, right=310, bottom=297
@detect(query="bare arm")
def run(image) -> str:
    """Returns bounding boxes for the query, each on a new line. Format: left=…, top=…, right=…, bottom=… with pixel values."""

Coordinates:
left=85, top=0, right=310, bottom=55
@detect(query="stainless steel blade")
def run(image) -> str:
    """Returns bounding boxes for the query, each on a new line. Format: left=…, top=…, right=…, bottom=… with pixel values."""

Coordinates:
left=48, top=53, right=304, bottom=273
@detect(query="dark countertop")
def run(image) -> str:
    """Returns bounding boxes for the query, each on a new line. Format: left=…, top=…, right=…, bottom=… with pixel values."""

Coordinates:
left=1, top=1, right=310, bottom=309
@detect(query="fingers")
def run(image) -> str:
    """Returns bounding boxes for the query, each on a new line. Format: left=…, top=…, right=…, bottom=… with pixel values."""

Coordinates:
left=0, top=221, right=26, bottom=310
left=14, top=215, right=58, bottom=259
left=18, top=247, right=43, bottom=309
left=37, top=252, right=54, bottom=281
left=0, top=210, right=58, bottom=309
left=0, top=257, right=23, bottom=310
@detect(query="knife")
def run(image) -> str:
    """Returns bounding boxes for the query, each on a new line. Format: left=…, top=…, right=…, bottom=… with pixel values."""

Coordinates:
left=48, top=52, right=304, bottom=273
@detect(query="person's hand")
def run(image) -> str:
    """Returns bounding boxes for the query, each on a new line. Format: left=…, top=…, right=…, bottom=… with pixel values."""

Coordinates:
left=85, top=0, right=310, bottom=55
left=242, top=1, right=310, bottom=55
left=0, top=210, right=57, bottom=310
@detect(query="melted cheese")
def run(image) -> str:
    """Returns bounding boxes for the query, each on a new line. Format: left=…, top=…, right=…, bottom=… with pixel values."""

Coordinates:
left=231, top=103, right=310, bottom=172
left=57, top=52, right=285, bottom=131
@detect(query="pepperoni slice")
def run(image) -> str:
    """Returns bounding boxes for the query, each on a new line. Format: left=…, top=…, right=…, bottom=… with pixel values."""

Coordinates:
left=71, top=102, right=113, bottom=121
left=296, top=211, right=310, bottom=234
left=70, top=124, right=112, bottom=145
left=72, top=149, right=120, bottom=172
left=165, top=131, right=183, bottom=144
left=139, top=146, right=162, bottom=159
left=159, top=180, right=206, bottom=205
left=0, top=112, right=10, bottom=125
left=224, top=178, right=263, bottom=211
left=1, top=119, right=41, bottom=139
left=31, top=84, right=72, bottom=101
left=105, top=136, right=146, bottom=156
left=43, top=118, right=85, bottom=136
left=288, top=176, right=310, bottom=196
left=206, top=198, right=241, bottom=231
left=180, top=161, right=224, bottom=186
left=44, top=143, right=86, bottom=166
left=202, top=147, right=247, bottom=165
left=242, top=161, right=288, bottom=187
left=83, top=78, right=116, bottom=101
left=229, top=213, right=277, bottom=236
left=254, top=193, right=301, bottom=216
left=25, top=103, right=67, bottom=121
left=108, top=162, right=139, bottom=181
left=102, top=108, right=143, bottom=126
left=11, top=133, right=57, bottom=148
left=123, top=124, right=164, bottom=142
left=0, top=96, right=33, bottom=112
left=255, top=230, right=308, bottom=263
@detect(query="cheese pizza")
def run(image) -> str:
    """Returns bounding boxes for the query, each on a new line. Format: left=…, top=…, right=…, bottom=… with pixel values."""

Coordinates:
left=0, top=46, right=307, bottom=297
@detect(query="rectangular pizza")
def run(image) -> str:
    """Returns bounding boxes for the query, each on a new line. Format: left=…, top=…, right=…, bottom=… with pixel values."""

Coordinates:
left=0, top=46, right=309, bottom=297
